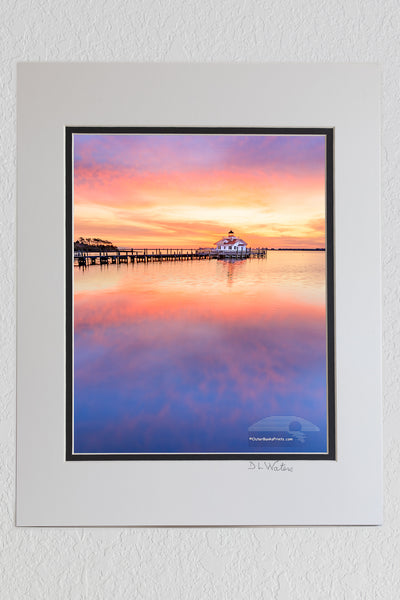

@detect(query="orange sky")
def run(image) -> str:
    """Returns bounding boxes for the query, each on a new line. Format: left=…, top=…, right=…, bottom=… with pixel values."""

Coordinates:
left=73, top=133, right=326, bottom=249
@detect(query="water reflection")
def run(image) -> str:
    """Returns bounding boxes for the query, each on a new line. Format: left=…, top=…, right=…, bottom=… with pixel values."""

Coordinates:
left=74, top=252, right=327, bottom=454
left=219, top=259, right=247, bottom=286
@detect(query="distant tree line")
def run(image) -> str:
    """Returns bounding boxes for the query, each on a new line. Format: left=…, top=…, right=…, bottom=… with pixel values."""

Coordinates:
left=74, top=237, right=117, bottom=252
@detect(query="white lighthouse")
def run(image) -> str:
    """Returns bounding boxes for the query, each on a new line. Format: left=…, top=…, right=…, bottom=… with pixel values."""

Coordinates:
left=214, top=230, right=248, bottom=255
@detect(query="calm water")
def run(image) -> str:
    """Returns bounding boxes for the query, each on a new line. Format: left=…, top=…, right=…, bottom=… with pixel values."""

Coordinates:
left=74, top=252, right=328, bottom=454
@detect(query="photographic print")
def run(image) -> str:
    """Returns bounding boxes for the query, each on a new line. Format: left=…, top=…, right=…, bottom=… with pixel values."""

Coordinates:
left=66, top=127, right=334, bottom=460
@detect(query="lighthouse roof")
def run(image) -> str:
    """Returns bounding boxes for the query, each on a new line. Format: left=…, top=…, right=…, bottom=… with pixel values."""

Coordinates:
left=214, top=235, right=247, bottom=246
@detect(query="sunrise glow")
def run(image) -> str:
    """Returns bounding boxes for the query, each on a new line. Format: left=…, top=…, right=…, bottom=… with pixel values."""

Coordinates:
left=73, top=133, right=326, bottom=249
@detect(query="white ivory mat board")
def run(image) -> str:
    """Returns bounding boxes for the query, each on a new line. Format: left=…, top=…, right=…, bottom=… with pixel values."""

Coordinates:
left=17, top=63, right=382, bottom=526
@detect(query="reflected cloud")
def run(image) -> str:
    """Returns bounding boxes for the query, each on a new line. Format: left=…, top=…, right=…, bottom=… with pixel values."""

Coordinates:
left=74, top=255, right=327, bottom=454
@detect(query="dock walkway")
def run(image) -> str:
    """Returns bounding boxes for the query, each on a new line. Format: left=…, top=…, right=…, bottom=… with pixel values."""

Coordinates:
left=74, top=248, right=267, bottom=266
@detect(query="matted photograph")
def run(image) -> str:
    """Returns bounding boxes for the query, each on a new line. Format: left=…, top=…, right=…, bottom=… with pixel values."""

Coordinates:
left=66, top=127, right=334, bottom=460
left=18, top=63, right=382, bottom=526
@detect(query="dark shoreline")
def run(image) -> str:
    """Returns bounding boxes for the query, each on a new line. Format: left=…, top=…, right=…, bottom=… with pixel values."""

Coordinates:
left=268, top=248, right=325, bottom=251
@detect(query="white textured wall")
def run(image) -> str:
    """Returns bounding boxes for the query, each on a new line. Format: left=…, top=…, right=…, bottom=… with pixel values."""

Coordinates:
left=1, top=1, right=399, bottom=598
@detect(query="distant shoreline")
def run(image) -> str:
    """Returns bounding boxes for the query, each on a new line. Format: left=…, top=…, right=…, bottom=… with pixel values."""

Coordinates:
left=267, top=248, right=325, bottom=251
left=113, top=248, right=326, bottom=252
left=112, top=247, right=326, bottom=252
left=75, top=238, right=325, bottom=253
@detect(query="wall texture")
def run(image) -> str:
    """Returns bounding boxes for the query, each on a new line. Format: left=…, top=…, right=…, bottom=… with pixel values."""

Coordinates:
left=1, top=1, right=399, bottom=598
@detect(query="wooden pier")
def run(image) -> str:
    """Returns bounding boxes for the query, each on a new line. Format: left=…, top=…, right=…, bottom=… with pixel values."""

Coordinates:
left=74, top=248, right=267, bottom=267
